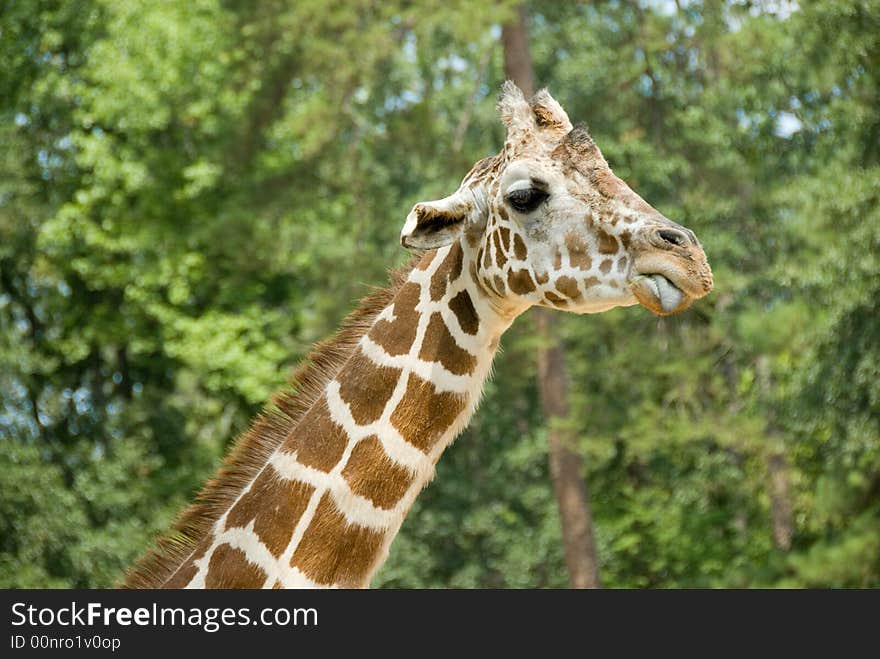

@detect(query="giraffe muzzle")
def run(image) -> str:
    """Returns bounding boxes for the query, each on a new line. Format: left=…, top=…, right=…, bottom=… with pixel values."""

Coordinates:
left=628, top=226, right=714, bottom=316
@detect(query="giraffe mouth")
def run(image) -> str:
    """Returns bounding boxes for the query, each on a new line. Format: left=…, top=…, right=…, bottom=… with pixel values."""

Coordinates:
left=629, top=273, right=690, bottom=315
left=646, top=274, right=684, bottom=313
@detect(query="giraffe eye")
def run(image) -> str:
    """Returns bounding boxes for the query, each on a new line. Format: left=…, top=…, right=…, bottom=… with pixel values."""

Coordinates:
left=506, top=188, right=549, bottom=213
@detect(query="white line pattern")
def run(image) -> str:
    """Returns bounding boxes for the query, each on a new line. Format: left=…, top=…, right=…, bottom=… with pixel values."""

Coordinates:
left=181, top=240, right=511, bottom=588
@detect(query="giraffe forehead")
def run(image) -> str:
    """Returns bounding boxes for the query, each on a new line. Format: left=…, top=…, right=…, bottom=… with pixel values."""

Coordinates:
left=463, top=155, right=501, bottom=188
left=554, top=168, right=661, bottom=231
left=498, top=158, right=559, bottom=191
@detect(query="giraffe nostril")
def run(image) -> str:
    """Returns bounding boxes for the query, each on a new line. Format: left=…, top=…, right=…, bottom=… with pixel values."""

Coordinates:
left=657, top=228, right=689, bottom=249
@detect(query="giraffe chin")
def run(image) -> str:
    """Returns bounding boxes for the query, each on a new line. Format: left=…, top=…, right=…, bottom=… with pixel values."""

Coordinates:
left=629, top=274, right=692, bottom=316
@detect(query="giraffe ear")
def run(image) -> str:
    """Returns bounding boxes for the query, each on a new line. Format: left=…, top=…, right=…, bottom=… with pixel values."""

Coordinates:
left=498, top=80, right=536, bottom=140
left=530, top=89, right=572, bottom=133
left=400, top=191, right=474, bottom=250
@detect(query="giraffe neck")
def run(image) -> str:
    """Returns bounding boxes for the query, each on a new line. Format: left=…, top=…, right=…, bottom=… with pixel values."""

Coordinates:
left=168, top=240, right=514, bottom=588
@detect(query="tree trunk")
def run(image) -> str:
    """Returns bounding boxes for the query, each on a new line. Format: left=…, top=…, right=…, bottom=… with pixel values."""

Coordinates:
left=501, top=6, right=536, bottom=97
left=502, top=5, right=603, bottom=589
left=767, top=450, right=793, bottom=551
left=756, top=356, right=794, bottom=551
left=535, top=312, right=603, bottom=588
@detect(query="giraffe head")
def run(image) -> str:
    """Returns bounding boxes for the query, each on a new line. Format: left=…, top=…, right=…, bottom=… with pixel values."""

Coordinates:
left=400, top=82, right=713, bottom=317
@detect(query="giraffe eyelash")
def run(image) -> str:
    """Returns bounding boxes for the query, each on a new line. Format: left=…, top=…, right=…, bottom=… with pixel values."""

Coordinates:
left=506, top=188, right=549, bottom=213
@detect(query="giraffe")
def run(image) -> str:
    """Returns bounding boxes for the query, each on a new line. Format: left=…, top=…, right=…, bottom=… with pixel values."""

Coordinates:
left=124, top=82, right=713, bottom=589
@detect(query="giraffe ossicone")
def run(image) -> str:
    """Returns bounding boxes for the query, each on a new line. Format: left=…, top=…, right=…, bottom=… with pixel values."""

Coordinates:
left=124, top=83, right=713, bottom=589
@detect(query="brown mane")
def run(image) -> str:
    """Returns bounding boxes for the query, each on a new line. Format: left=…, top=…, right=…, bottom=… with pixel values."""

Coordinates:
left=121, top=257, right=419, bottom=588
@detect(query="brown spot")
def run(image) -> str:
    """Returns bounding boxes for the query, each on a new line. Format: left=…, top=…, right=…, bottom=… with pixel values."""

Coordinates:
left=498, top=226, right=511, bottom=251
left=390, top=373, right=466, bottom=452
left=553, top=249, right=563, bottom=270
left=272, top=581, right=283, bottom=589
left=545, top=291, right=567, bottom=305
left=513, top=234, right=527, bottom=261
left=492, top=230, right=504, bottom=256
left=584, top=212, right=594, bottom=228
left=337, top=350, right=401, bottom=425
left=567, top=232, right=592, bottom=270
left=342, top=435, right=414, bottom=509
left=226, top=467, right=314, bottom=557
left=570, top=252, right=592, bottom=270
left=583, top=276, right=600, bottom=288
left=534, top=270, right=549, bottom=284
left=163, top=541, right=208, bottom=588
left=164, top=562, right=199, bottom=589
left=507, top=268, right=536, bottom=295
left=619, top=230, right=632, bottom=249
left=205, top=544, right=267, bottom=589
left=600, top=259, right=613, bottom=274
left=617, top=256, right=628, bottom=272
left=494, top=248, right=508, bottom=269
left=430, top=243, right=463, bottom=301
left=597, top=228, right=618, bottom=254
left=483, top=244, right=492, bottom=270
left=493, top=274, right=506, bottom=295
left=419, top=313, right=476, bottom=375
left=369, top=282, right=420, bottom=356
left=556, top=276, right=581, bottom=300
left=565, top=232, right=586, bottom=252
left=283, top=397, right=348, bottom=472
left=498, top=206, right=508, bottom=221
left=289, top=493, right=383, bottom=587
left=415, top=250, right=437, bottom=271
left=449, top=290, right=479, bottom=335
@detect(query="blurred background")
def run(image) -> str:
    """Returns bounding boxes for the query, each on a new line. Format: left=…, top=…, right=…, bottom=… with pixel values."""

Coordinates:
left=1, top=0, right=878, bottom=588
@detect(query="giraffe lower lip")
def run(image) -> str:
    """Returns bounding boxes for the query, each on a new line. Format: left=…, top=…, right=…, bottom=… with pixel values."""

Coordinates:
left=642, top=274, right=684, bottom=313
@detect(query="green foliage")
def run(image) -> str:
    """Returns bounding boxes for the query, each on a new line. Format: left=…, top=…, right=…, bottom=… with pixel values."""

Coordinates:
left=1, top=0, right=878, bottom=588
